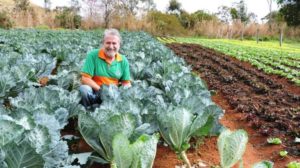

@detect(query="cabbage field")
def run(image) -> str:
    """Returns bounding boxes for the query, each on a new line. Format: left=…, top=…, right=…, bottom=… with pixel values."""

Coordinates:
left=1, top=30, right=299, bottom=168
left=0, top=30, right=229, bottom=168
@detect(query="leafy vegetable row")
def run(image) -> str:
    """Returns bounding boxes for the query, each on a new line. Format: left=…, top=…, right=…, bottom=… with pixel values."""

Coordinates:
left=159, top=37, right=300, bottom=86
left=0, top=30, right=225, bottom=167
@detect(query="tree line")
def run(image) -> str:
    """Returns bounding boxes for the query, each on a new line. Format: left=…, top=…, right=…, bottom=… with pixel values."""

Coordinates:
left=0, top=0, right=299, bottom=39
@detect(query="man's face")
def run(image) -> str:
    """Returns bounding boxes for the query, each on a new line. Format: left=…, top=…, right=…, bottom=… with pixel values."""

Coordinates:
left=103, top=35, right=120, bottom=58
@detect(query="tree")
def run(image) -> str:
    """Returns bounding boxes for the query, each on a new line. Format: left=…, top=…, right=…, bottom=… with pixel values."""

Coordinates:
left=236, top=0, right=249, bottom=23
left=44, top=0, right=51, bottom=12
left=266, top=0, right=274, bottom=19
left=273, top=11, right=285, bottom=46
left=192, top=10, right=217, bottom=22
left=230, top=8, right=239, bottom=20
left=140, top=0, right=156, bottom=12
left=54, top=7, right=81, bottom=29
left=266, top=0, right=274, bottom=18
left=84, top=0, right=157, bottom=28
left=233, top=0, right=251, bottom=40
left=83, top=0, right=101, bottom=17
left=178, top=10, right=193, bottom=28
left=118, top=0, right=155, bottom=16
left=13, top=0, right=30, bottom=11
left=167, top=0, right=181, bottom=14
left=147, top=11, right=186, bottom=36
left=248, top=12, right=257, bottom=23
left=217, top=6, right=232, bottom=23
left=100, top=0, right=116, bottom=28
left=266, top=0, right=276, bottom=31
left=277, top=0, right=300, bottom=26
left=0, top=10, right=13, bottom=29
left=217, top=6, right=234, bottom=39
left=70, top=0, right=81, bottom=13
left=70, top=0, right=82, bottom=28
left=13, top=0, right=33, bottom=27
left=83, top=0, right=102, bottom=28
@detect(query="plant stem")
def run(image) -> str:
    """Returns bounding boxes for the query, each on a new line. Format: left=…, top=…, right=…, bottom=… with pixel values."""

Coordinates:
left=180, top=151, right=192, bottom=168
left=110, top=162, right=117, bottom=168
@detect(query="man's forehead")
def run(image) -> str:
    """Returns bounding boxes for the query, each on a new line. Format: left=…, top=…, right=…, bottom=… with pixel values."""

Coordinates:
left=104, top=35, right=120, bottom=42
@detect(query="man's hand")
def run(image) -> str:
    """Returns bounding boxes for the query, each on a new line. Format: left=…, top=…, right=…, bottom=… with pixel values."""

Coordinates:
left=39, top=77, right=49, bottom=86
left=81, top=76, right=100, bottom=91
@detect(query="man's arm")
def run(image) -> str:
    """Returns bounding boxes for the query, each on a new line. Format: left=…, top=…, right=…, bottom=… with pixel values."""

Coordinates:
left=81, top=76, right=100, bottom=91
left=120, top=56, right=131, bottom=87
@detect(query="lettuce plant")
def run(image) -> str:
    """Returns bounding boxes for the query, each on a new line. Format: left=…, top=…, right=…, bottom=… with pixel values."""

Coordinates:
left=267, top=137, right=282, bottom=145
left=279, top=150, right=288, bottom=157
left=287, top=161, right=300, bottom=168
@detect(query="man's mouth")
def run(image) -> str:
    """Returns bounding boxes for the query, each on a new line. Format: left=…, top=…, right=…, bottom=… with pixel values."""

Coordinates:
left=106, top=48, right=115, bottom=52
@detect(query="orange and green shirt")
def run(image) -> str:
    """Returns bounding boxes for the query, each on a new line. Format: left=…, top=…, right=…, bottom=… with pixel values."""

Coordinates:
left=81, top=49, right=131, bottom=86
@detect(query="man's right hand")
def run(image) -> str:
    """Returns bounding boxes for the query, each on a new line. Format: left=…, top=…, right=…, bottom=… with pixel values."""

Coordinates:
left=81, top=76, right=101, bottom=91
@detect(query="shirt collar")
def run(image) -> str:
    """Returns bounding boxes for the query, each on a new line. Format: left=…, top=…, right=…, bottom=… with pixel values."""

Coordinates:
left=98, top=49, right=122, bottom=64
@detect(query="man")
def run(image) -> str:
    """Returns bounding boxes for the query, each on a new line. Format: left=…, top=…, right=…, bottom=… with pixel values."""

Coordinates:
left=80, top=28, right=131, bottom=109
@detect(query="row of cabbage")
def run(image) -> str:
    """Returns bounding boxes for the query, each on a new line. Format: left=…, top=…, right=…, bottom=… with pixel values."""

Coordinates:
left=0, top=30, right=229, bottom=167
left=160, top=37, right=300, bottom=86
left=0, top=30, right=97, bottom=167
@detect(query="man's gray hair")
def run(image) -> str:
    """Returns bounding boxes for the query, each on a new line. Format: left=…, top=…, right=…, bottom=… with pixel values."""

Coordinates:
left=103, top=28, right=122, bottom=43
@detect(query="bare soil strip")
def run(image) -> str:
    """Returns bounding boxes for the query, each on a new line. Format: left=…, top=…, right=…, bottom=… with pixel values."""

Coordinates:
left=167, top=43, right=300, bottom=155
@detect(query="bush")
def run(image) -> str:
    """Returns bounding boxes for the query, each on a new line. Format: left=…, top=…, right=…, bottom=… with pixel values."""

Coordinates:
left=54, top=7, right=81, bottom=29
left=147, top=11, right=187, bottom=36
left=0, top=10, right=13, bottom=29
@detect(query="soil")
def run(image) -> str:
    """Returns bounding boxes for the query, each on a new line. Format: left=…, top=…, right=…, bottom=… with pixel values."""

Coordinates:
left=161, top=43, right=300, bottom=168
left=61, top=43, right=300, bottom=168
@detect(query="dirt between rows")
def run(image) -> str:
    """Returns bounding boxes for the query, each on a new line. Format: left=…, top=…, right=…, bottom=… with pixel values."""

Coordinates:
left=154, top=43, right=300, bottom=168
left=62, top=43, right=299, bottom=168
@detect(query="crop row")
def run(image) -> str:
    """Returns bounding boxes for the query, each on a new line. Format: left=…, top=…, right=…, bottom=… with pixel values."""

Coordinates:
left=159, top=37, right=300, bottom=86
left=168, top=43, right=300, bottom=138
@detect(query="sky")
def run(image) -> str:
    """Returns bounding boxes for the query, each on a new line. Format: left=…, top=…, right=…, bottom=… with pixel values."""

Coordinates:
left=30, top=0, right=279, bottom=21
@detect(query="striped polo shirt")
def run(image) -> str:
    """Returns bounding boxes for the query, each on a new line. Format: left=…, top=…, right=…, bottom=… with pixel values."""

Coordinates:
left=81, top=48, right=131, bottom=86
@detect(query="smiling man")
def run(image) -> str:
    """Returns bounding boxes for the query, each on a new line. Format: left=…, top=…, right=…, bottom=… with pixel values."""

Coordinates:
left=79, top=28, right=131, bottom=109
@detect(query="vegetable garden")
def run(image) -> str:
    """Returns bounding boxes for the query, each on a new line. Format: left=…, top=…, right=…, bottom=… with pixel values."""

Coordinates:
left=159, top=37, right=300, bottom=86
left=167, top=43, right=300, bottom=136
left=0, top=30, right=299, bottom=168
left=164, top=42, right=300, bottom=167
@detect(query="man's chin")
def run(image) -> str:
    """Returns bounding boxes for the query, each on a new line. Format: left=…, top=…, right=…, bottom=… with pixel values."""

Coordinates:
left=105, top=51, right=116, bottom=58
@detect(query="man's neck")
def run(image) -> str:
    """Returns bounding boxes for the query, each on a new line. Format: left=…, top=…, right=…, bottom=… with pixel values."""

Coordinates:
left=104, top=53, right=116, bottom=64
left=106, top=55, right=115, bottom=62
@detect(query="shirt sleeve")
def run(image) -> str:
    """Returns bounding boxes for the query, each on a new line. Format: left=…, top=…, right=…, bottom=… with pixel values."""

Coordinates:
left=81, top=51, right=95, bottom=77
left=120, top=56, right=131, bottom=81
